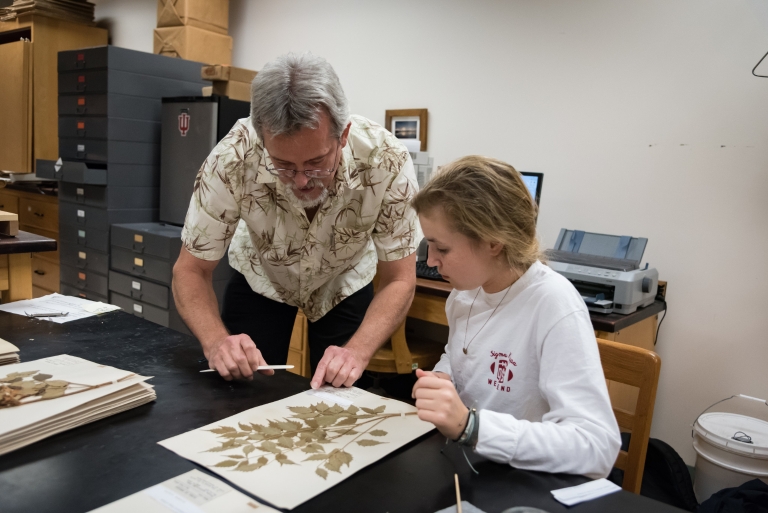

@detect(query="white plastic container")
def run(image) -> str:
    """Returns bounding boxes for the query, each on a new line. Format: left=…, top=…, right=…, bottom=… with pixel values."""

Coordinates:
left=692, top=395, right=768, bottom=503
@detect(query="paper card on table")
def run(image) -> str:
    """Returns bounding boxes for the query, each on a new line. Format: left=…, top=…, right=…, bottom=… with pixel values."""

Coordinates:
left=0, top=293, right=120, bottom=323
left=158, top=387, right=435, bottom=510
left=305, top=385, right=366, bottom=407
left=0, top=337, right=20, bottom=365
left=550, top=478, right=622, bottom=506
left=87, top=469, right=276, bottom=513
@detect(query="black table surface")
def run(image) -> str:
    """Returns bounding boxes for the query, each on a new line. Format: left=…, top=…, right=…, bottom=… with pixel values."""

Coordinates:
left=0, top=230, right=57, bottom=255
left=0, top=311, right=685, bottom=513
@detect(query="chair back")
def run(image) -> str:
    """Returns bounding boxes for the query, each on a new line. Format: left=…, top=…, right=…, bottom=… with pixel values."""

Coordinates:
left=597, top=338, right=661, bottom=494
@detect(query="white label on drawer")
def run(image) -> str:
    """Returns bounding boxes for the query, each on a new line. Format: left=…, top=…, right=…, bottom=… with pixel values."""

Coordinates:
left=76, top=187, right=84, bottom=195
left=134, top=257, right=144, bottom=267
left=132, top=281, right=141, bottom=290
left=77, top=209, right=85, bottom=217
left=78, top=230, right=86, bottom=237
left=78, top=251, right=86, bottom=259
left=133, top=304, right=143, bottom=314
left=77, top=144, right=85, bottom=151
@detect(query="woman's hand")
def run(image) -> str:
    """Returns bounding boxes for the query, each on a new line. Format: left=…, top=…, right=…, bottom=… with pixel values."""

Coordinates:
left=412, top=369, right=469, bottom=440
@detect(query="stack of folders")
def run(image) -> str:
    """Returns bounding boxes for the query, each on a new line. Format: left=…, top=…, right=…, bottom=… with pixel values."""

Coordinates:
left=0, top=354, right=155, bottom=455
left=0, top=338, right=20, bottom=366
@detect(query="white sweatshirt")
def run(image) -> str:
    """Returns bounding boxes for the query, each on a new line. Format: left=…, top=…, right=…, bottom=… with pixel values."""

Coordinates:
left=433, top=261, right=621, bottom=479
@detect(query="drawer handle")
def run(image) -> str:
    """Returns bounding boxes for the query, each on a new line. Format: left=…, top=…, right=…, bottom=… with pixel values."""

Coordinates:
left=34, top=269, right=45, bottom=275
left=33, top=212, right=44, bottom=218
left=76, top=106, right=87, bottom=114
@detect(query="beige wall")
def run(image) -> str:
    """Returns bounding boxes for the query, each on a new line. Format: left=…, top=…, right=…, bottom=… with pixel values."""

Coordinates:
left=94, top=0, right=768, bottom=465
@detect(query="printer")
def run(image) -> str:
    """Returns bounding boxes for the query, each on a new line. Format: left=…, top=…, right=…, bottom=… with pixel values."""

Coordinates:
left=548, top=229, right=659, bottom=315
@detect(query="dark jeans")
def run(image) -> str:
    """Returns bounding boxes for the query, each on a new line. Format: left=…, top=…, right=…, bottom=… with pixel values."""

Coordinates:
left=221, top=272, right=374, bottom=374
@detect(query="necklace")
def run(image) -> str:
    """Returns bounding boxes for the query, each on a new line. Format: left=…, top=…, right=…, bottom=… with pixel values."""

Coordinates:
left=462, top=284, right=513, bottom=355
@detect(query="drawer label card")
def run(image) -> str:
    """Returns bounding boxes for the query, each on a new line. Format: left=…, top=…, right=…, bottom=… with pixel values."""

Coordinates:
left=134, top=257, right=144, bottom=267
left=78, top=230, right=86, bottom=237
left=134, top=234, right=144, bottom=243
left=77, top=210, right=85, bottom=217
left=76, top=188, right=84, bottom=195
left=78, top=251, right=86, bottom=259
left=78, top=272, right=86, bottom=280
left=133, top=304, right=143, bottom=314
left=132, top=281, right=141, bottom=290
left=77, top=97, right=85, bottom=106
left=77, top=144, right=85, bottom=152
left=77, top=121, right=85, bottom=129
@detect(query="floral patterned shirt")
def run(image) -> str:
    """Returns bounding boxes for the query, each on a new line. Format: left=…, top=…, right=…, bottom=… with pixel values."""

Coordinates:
left=181, top=115, right=421, bottom=322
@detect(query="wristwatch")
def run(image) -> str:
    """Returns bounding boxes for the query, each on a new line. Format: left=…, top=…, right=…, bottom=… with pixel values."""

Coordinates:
left=456, top=408, right=479, bottom=447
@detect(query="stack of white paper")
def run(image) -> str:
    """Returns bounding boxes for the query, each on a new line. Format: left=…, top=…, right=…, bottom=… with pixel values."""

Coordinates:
left=0, top=293, right=121, bottom=323
left=88, top=469, right=279, bottom=513
left=550, top=478, right=622, bottom=506
left=0, top=338, right=20, bottom=365
left=0, top=355, right=155, bottom=455
left=159, top=386, right=435, bottom=510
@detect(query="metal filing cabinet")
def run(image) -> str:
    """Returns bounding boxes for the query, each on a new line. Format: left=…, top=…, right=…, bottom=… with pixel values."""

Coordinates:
left=49, top=45, right=208, bottom=303
left=108, top=223, right=232, bottom=335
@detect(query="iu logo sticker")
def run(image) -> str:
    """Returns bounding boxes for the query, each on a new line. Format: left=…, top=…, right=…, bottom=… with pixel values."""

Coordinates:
left=488, top=350, right=517, bottom=392
left=178, top=110, right=190, bottom=136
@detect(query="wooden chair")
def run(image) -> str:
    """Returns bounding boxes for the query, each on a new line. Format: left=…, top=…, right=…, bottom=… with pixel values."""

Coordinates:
left=597, top=337, right=662, bottom=494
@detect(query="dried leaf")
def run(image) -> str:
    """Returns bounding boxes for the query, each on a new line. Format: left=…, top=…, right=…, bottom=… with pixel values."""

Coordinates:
left=288, top=406, right=313, bottom=414
left=324, top=458, right=342, bottom=473
left=243, top=445, right=255, bottom=455
left=301, top=443, right=325, bottom=454
left=44, top=380, right=69, bottom=388
left=250, top=423, right=265, bottom=432
left=220, top=432, right=247, bottom=439
left=277, top=436, right=294, bottom=449
left=313, top=429, right=327, bottom=440
left=275, top=453, right=296, bottom=465
left=205, top=445, right=231, bottom=453
left=370, top=430, right=388, bottom=437
left=259, top=441, right=281, bottom=454
left=222, top=440, right=236, bottom=448
left=303, top=418, right=319, bottom=429
left=315, top=416, right=339, bottom=427
left=316, top=468, right=328, bottom=480
left=315, top=402, right=329, bottom=412
left=336, top=450, right=353, bottom=466
left=277, top=420, right=302, bottom=432
left=299, top=432, right=315, bottom=441
left=361, top=407, right=376, bottom=415
left=373, top=405, right=386, bottom=413
left=41, top=387, right=65, bottom=399
left=209, top=426, right=237, bottom=434
left=336, top=416, right=358, bottom=426
left=357, top=439, right=385, bottom=447
left=32, top=374, right=52, bottom=381
left=327, top=404, right=343, bottom=414
left=213, top=460, right=238, bottom=467
left=346, top=405, right=359, bottom=414
left=303, top=453, right=329, bottom=461
left=262, top=426, right=282, bottom=436
left=227, top=455, right=245, bottom=459
left=238, top=422, right=253, bottom=431
left=248, top=433, right=265, bottom=441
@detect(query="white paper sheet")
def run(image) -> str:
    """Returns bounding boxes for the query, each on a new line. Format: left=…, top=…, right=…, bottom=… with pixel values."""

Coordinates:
left=550, top=478, right=622, bottom=506
left=159, top=387, right=435, bottom=510
left=0, top=293, right=120, bottom=323
left=88, top=470, right=277, bottom=513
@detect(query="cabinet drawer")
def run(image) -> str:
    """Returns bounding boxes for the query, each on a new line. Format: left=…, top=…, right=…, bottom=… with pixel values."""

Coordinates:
left=19, top=224, right=59, bottom=263
left=33, top=286, right=54, bottom=298
left=0, top=192, right=19, bottom=214
left=32, top=256, right=60, bottom=292
left=19, top=197, right=58, bottom=231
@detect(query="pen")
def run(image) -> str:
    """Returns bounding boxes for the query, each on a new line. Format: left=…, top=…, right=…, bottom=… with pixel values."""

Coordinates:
left=200, top=365, right=294, bottom=373
left=25, top=312, right=69, bottom=318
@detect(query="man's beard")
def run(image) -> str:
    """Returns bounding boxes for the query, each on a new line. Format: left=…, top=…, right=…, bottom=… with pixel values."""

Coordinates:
left=285, top=179, right=329, bottom=209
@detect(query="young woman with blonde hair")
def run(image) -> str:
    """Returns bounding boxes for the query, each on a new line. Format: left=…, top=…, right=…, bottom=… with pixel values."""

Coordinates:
left=411, top=155, right=621, bottom=478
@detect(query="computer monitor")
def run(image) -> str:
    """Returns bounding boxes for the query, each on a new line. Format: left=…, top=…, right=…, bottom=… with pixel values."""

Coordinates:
left=520, top=171, right=543, bottom=208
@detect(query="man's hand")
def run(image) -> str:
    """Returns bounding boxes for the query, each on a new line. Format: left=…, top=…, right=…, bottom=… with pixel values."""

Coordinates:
left=310, top=345, right=367, bottom=389
left=412, top=368, right=469, bottom=439
left=206, top=333, right=275, bottom=381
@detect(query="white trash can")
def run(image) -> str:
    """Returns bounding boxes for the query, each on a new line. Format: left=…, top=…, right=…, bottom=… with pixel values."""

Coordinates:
left=692, top=395, right=768, bottom=503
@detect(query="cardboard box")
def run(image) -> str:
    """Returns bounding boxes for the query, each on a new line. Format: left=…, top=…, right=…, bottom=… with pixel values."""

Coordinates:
left=154, top=26, right=232, bottom=65
left=157, top=0, right=229, bottom=35
left=201, top=64, right=257, bottom=83
left=208, top=80, right=250, bottom=102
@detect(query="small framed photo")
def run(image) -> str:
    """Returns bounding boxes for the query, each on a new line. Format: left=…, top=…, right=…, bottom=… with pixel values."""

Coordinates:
left=385, top=109, right=428, bottom=151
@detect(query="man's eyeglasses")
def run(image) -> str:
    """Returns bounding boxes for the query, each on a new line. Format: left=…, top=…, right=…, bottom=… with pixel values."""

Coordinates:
left=265, top=146, right=341, bottom=179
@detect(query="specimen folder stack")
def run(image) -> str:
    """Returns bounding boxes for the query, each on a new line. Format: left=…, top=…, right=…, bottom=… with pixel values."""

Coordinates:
left=0, top=338, right=20, bottom=366
left=0, top=354, right=155, bottom=455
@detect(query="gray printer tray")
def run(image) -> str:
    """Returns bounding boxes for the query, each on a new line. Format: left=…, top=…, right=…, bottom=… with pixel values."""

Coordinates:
left=60, top=283, right=108, bottom=304
left=111, top=246, right=232, bottom=285
left=59, top=138, right=159, bottom=166
left=109, top=270, right=229, bottom=310
left=36, top=160, right=159, bottom=187
left=59, top=201, right=157, bottom=231
left=58, top=46, right=205, bottom=84
left=58, top=117, right=160, bottom=143
left=59, top=183, right=159, bottom=210
left=59, top=69, right=206, bottom=98
left=109, top=291, right=191, bottom=335
left=58, top=94, right=161, bottom=120
left=59, top=223, right=109, bottom=253
left=60, top=242, right=109, bottom=275
left=60, top=264, right=109, bottom=297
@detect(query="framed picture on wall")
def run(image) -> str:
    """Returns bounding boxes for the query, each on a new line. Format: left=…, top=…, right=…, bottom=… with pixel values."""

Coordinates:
left=385, top=109, right=428, bottom=151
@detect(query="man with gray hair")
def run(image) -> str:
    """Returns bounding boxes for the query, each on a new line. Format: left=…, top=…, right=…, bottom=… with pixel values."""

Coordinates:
left=172, top=53, right=420, bottom=389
